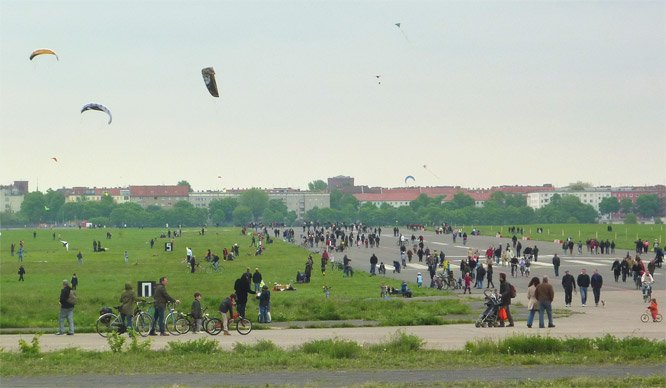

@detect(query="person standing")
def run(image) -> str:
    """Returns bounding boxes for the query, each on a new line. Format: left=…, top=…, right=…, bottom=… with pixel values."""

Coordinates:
left=258, top=285, right=271, bottom=323
left=370, top=253, right=378, bottom=275
left=552, top=254, right=561, bottom=277
left=535, top=276, right=555, bottom=328
left=533, top=245, right=539, bottom=262
left=120, top=283, right=141, bottom=330
left=620, top=258, right=629, bottom=282
left=526, top=277, right=540, bottom=328
left=77, top=251, right=83, bottom=265
left=498, top=273, right=514, bottom=327
left=486, top=262, right=495, bottom=289
left=252, top=268, right=262, bottom=292
left=191, top=293, right=203, bottom=333
left=11, top=243, right=15, bottom=256
left=149, top=277, right=179, bottom=336
left=476, top=263, right=486, bottom=289
left=190, top=256, right=196, bottom=273
left=577, top=269, right=590, bottom=307
left=561, top=270, right=576, bottom=307
left=591, top=269, right=604, bottom=307
left=305, top=256, right=313, bottom=283
left=57, top=279, right=75, bottom=335
left=18, top=247, right=24, bottom=262
left=234, top=272, right=255, bottom=318
left=18, top=265, right=25, bottom=281
left=71, top=273, right=78, bottom=290
left=462, top=272, right=472, bottom=294
left=124, top=251, right=129, bottom=263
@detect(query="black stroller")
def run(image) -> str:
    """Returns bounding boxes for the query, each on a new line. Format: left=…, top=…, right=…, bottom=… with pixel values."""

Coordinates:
left=392, top=260, right=401, bottom=273
left=475, top=289, right=502, bottom=328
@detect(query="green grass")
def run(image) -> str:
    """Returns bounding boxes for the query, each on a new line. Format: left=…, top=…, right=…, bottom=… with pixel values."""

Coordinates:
left=1, top=333, right=664, bottom=376
left=457, top=224, right=665, bottom=251
left=0, top=227, right=464, bottom=329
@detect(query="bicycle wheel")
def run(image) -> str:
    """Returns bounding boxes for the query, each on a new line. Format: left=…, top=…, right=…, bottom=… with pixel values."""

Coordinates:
left=134, top=312, right=153, bottom=337
left=175, top=317, right=191, bottom=334
left=641, top=314, right=650, bottom=323
left=165, top=312, right=181, bottom=335
left=205, top=318, right=223, bottom=335
left=235, top=317, right=252, bottom=335
left=657, top=314, right=663, bottom=323
left=97, top=314, right=121, bottom=338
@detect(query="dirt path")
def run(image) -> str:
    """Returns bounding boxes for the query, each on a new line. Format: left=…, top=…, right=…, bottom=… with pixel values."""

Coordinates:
left=2, top=365, right=664, bottom=387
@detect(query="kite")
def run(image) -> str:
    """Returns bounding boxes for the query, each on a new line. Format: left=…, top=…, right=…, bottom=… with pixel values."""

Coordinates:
left=405, top=175, right=415, bottom=185
left=217, top=176, right=222, bottom=178
left=395, top=23, right=411, bottom=43
left=423, top=165, right=440, bottom=179
left=51, top=157, right=58, bottom=162
left=374, top=75, right=382, bottom=85
left=81, top=103, right=112, bottom=124
left=44, top=205, right=50, bottom=211
left=29, top=49, right=59, bottom=61
left=201, top=67, right=219, bottom=97
left=60, top=240, right=69, bottom=252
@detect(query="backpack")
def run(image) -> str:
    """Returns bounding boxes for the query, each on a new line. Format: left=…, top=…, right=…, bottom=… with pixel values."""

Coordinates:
left=510, top=284, right=516, bottom=298
left=66, top=290, right=77, bottom=305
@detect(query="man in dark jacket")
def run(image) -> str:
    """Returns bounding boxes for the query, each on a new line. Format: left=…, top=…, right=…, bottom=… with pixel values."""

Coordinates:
left=218, top=294, right=236, bottom=335
left=577, top=269, right=590, bottom=307
left=498, top=273, right=514, bottom=327
left=552, top=254, right=561, bottom=277
left=252, top=268, right=263, bottom=292
left=370, top=253, right=378, bottom=275
left=591, top=269, right=604, bottom=307
left=561, top=270, right=576, bottom=307
left=611, top=259, right=621, bottom=282
left=18, top=265, right=25, bottom=281
left=57, top=279, right=75, bottom=335
left=234, top=273, right=255, bottom=318
left=150, top=277, right=179, bottom=336
left=535, top=276, right=555, bottom=328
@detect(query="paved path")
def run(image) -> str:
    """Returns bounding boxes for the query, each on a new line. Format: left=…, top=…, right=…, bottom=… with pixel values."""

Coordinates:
left=2, top=365, right=664, bottom=387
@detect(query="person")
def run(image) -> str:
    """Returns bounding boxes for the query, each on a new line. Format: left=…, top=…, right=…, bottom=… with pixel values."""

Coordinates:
left=252, top=268, right=263, bottom=292
left=149, top=277, right=179, bottom=336
left=380, top=282, right=387, bottom=298
left=561, top=270, right=576, bottom=307
left=620, top=258, right=630, bottom=282
left=77, top=251, right=83, bottom=265
left=71, top=273, right=78, bottom=290
left=234, top=272, right=256, bottom=318
left=590, top=269, right=604, bottom=307
left=486, top=262, right=495, bottom=289
left=370, top=253, right=378, bottom=275
left=510, top=255, right=518, bottom=277
left=212, top=255, right=220, bottom=272
left=93, top=240, right=98, bottom=252
left=577, top=269, right=590, bottom=307
left=57, top=279, right=75, bottom=335
left=150, top=238, right=154, bottom=249
left=18, top=247, right=24, bottom=262
left=190, top=256, right=196, bottom=273
left=11, top=243, right=15, bottom=256
left=18, top=265, right=25, bottom=281
left=257, top=285, right=271, bottom=323
left=416, top=272, right=423, bottom=288
left=191, top=293, right=203, bottom=333
left=476, top=263, right=486, bottom=289
left=218, top=294, right=236, bottom=335
left=378, top=261, right=385, bottom=275
left=462, top=272, right=472, bottom=294
left=535, top=276, right=555, bottom=328
left=552, top=254, right=561, bottom=277
left=525, top=277, right=540, bottom=328
left=343, top=255, right=353, bottom=277
left=648, top=298, right=659, bottom=322
left=120, top=282, right=141, bottom=331
left=124, top=250, right=129, bottom=263
left=533, top=245, right=539, bottom=262
left=641, top=271, right=654, bottom=299
left=611, top=259, right=621, bottom=282
left=304, top=256, right=312, bottom=283
left=498, top=273, right=514, bottom=327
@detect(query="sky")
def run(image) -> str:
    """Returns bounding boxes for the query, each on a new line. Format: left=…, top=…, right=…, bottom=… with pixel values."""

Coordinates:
left=1, top=1, right=664, bottom=193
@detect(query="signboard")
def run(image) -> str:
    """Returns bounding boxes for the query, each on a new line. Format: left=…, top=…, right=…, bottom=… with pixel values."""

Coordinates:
left=165, top=242, right=172, bottom=252
left=138, top=281, right=156, bottom=298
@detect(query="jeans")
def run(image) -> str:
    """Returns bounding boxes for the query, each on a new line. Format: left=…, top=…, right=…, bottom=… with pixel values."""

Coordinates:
left=59, top=307, right=74, bottom=334
left=344, top=266, right=354, bottom=277
left=259, top=306, right=269, bottom=323
left=592, top=287, right=601, bottom=304
left=254, top=282, right=261, bottom=292
left=527, top=309, right=537, bottom=327
left=120, top=313, right=133, bottom=329
left=580, top=287, right=588, bottom=305
left=539, top=301, right=553, bottom=327
left=564, top=287, right=573, bottom=305
left=152, top=306, right=165, bottom=333
left=553, top=265, right=559, bottom=277
left=370, top=264, right=376, bottom=274
left=213, top=261, right=219, bottom=272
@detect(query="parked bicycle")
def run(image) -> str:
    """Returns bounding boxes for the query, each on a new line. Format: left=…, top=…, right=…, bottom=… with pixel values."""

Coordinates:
left=206, top=313, right=252, bottom=335
left=164, top=302, right=184, bottom=335
left=96, top=302, right=153, bottom=338
left=174, top=307, right=218, bottom=334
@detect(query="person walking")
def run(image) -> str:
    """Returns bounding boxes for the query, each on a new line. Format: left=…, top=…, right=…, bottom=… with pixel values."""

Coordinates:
left=526, top=277, right=540, bottom=328
left=57, top=279, right=75, bottom=335
left=77, top=251, right=83, bottom=265
left=486, top=262, right=495, bottom=289
left=18, top=247, right=24, bottom=262
left=149, top=277, right=179, bottom=336
left=611, top=259, right=621, bottom=282
left=498, top=273, right=514, bottom=327
left=370, top=253, right=378, bottom=275
left=535, top=276, right=555, bottom=328
left=620, top=258, right=629, bottom=282
left=252, top=268, right=262, bottom=292
left=71, top=273, right=78, bottom=290
left=561, top=270, right=576, bottom=307
left=577, top=269, right=590, bottom=307
left=234, top=272, right=255, bottom=318
left=120, top=282, right=141, bottom=331
left=552, top=254, right=561, bottom=277
left=18, top=265, right=25, bottom=281
left=591, top=269, right=604, bottom=307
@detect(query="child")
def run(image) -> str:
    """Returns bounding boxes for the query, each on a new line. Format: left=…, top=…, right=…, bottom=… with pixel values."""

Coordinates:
left=416, top=272, right=423, bottom=288
left=649, top=298, right=659, bottom=322
left=380, top=282, right=387, bottom=298
left=258, top=285, right=271, bottom=323
left=191, top=292, right=203, bottom=333
left=463, top=272, right=472, bottom=294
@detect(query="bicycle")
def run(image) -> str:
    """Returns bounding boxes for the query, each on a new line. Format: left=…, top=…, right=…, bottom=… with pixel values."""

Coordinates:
left=164, top=302, right=184, bottom=335
left=96, top=303, right=153, bottom=338
left=206, top=313, right=252, bottom=335
left=642, top=282, right=653, bottom=303
left=641, top=309, right=662, bottom=323
left=175, top=307, right=218, bottom=334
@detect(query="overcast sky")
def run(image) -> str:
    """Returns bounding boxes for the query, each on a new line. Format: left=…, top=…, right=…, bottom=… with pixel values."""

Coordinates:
left=1, top=1, right=664, bottom=192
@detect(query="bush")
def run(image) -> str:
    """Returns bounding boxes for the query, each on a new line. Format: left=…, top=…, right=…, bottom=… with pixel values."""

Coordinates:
left=18, top=333, right=41, bottom=356
left=233, top=339, right=281, bottom=354
left=371, top=330, right=423, bottom=352
left=107, top=331, right=126, bottom=353
left=301, top=338, right=362, bottom=359
left=167, top=337, right=219, bottom=354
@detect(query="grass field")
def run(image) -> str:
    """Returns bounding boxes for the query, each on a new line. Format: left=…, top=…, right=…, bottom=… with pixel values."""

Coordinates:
left=457, top=224, right=665, bottom=251
left=0, top=227, right=465, bottom=330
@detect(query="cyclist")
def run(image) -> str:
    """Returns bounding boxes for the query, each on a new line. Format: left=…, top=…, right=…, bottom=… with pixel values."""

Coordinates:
left=119, top=282, right=142, bottom=332
left=218, top=293, right=237, bottom=336
left=642, top=271, right=654, bottom=301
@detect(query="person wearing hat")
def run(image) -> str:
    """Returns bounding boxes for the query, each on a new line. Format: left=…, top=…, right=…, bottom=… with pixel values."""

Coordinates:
left=416, top=272, right=423, bottom=288
left=252, top=268, right=263, bottom=292
left=257, top=284, right=271, bottom=323
left=57, top=279, right=75, bottom=335
left=561, top=270, right=576, bottom=307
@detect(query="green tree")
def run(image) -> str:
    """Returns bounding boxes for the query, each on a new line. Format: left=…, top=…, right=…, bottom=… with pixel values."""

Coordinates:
left=624, top=213, right=638, bottom=224
left=329, top=189, right=343, bottom=209
left=620, top=198, right=634, bottom=214
left=19, top=192, right=47, bottom=223
left=568, top=181, right=592, bottom=191
left=232, top=205, right=253, bottom=225
left=487, top=191, right=507, bottom=207
left=307, top=180, right=328, bottom=191
left=44, top=190, right=65, bottom=221
left=452, top=192, right=475, bottom=209
left=339, top=194, right=359, bottom=210
left=505, top=193, right=526, bottom=208
left=177, top=180, right=193, bottom=192
left=209, top=198, right=238, bottom=224
left=599, top=197, right=620, bottom=217
left=635, top=194, right=660, bottom=218
left=239, top=189, right=269, bottom=220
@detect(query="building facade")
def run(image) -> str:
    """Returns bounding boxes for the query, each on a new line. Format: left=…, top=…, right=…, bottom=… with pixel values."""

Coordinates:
left=0, top=181, right=28, bottom=212
left=129, top=185, right=190, bottom=208
left=526, top=189, right=612, bottom=212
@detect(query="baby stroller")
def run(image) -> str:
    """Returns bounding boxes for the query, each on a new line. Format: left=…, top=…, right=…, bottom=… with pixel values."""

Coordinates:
left=392, top=260, right=401, bottom=273
left=475, top=289, right=502, bottom=328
